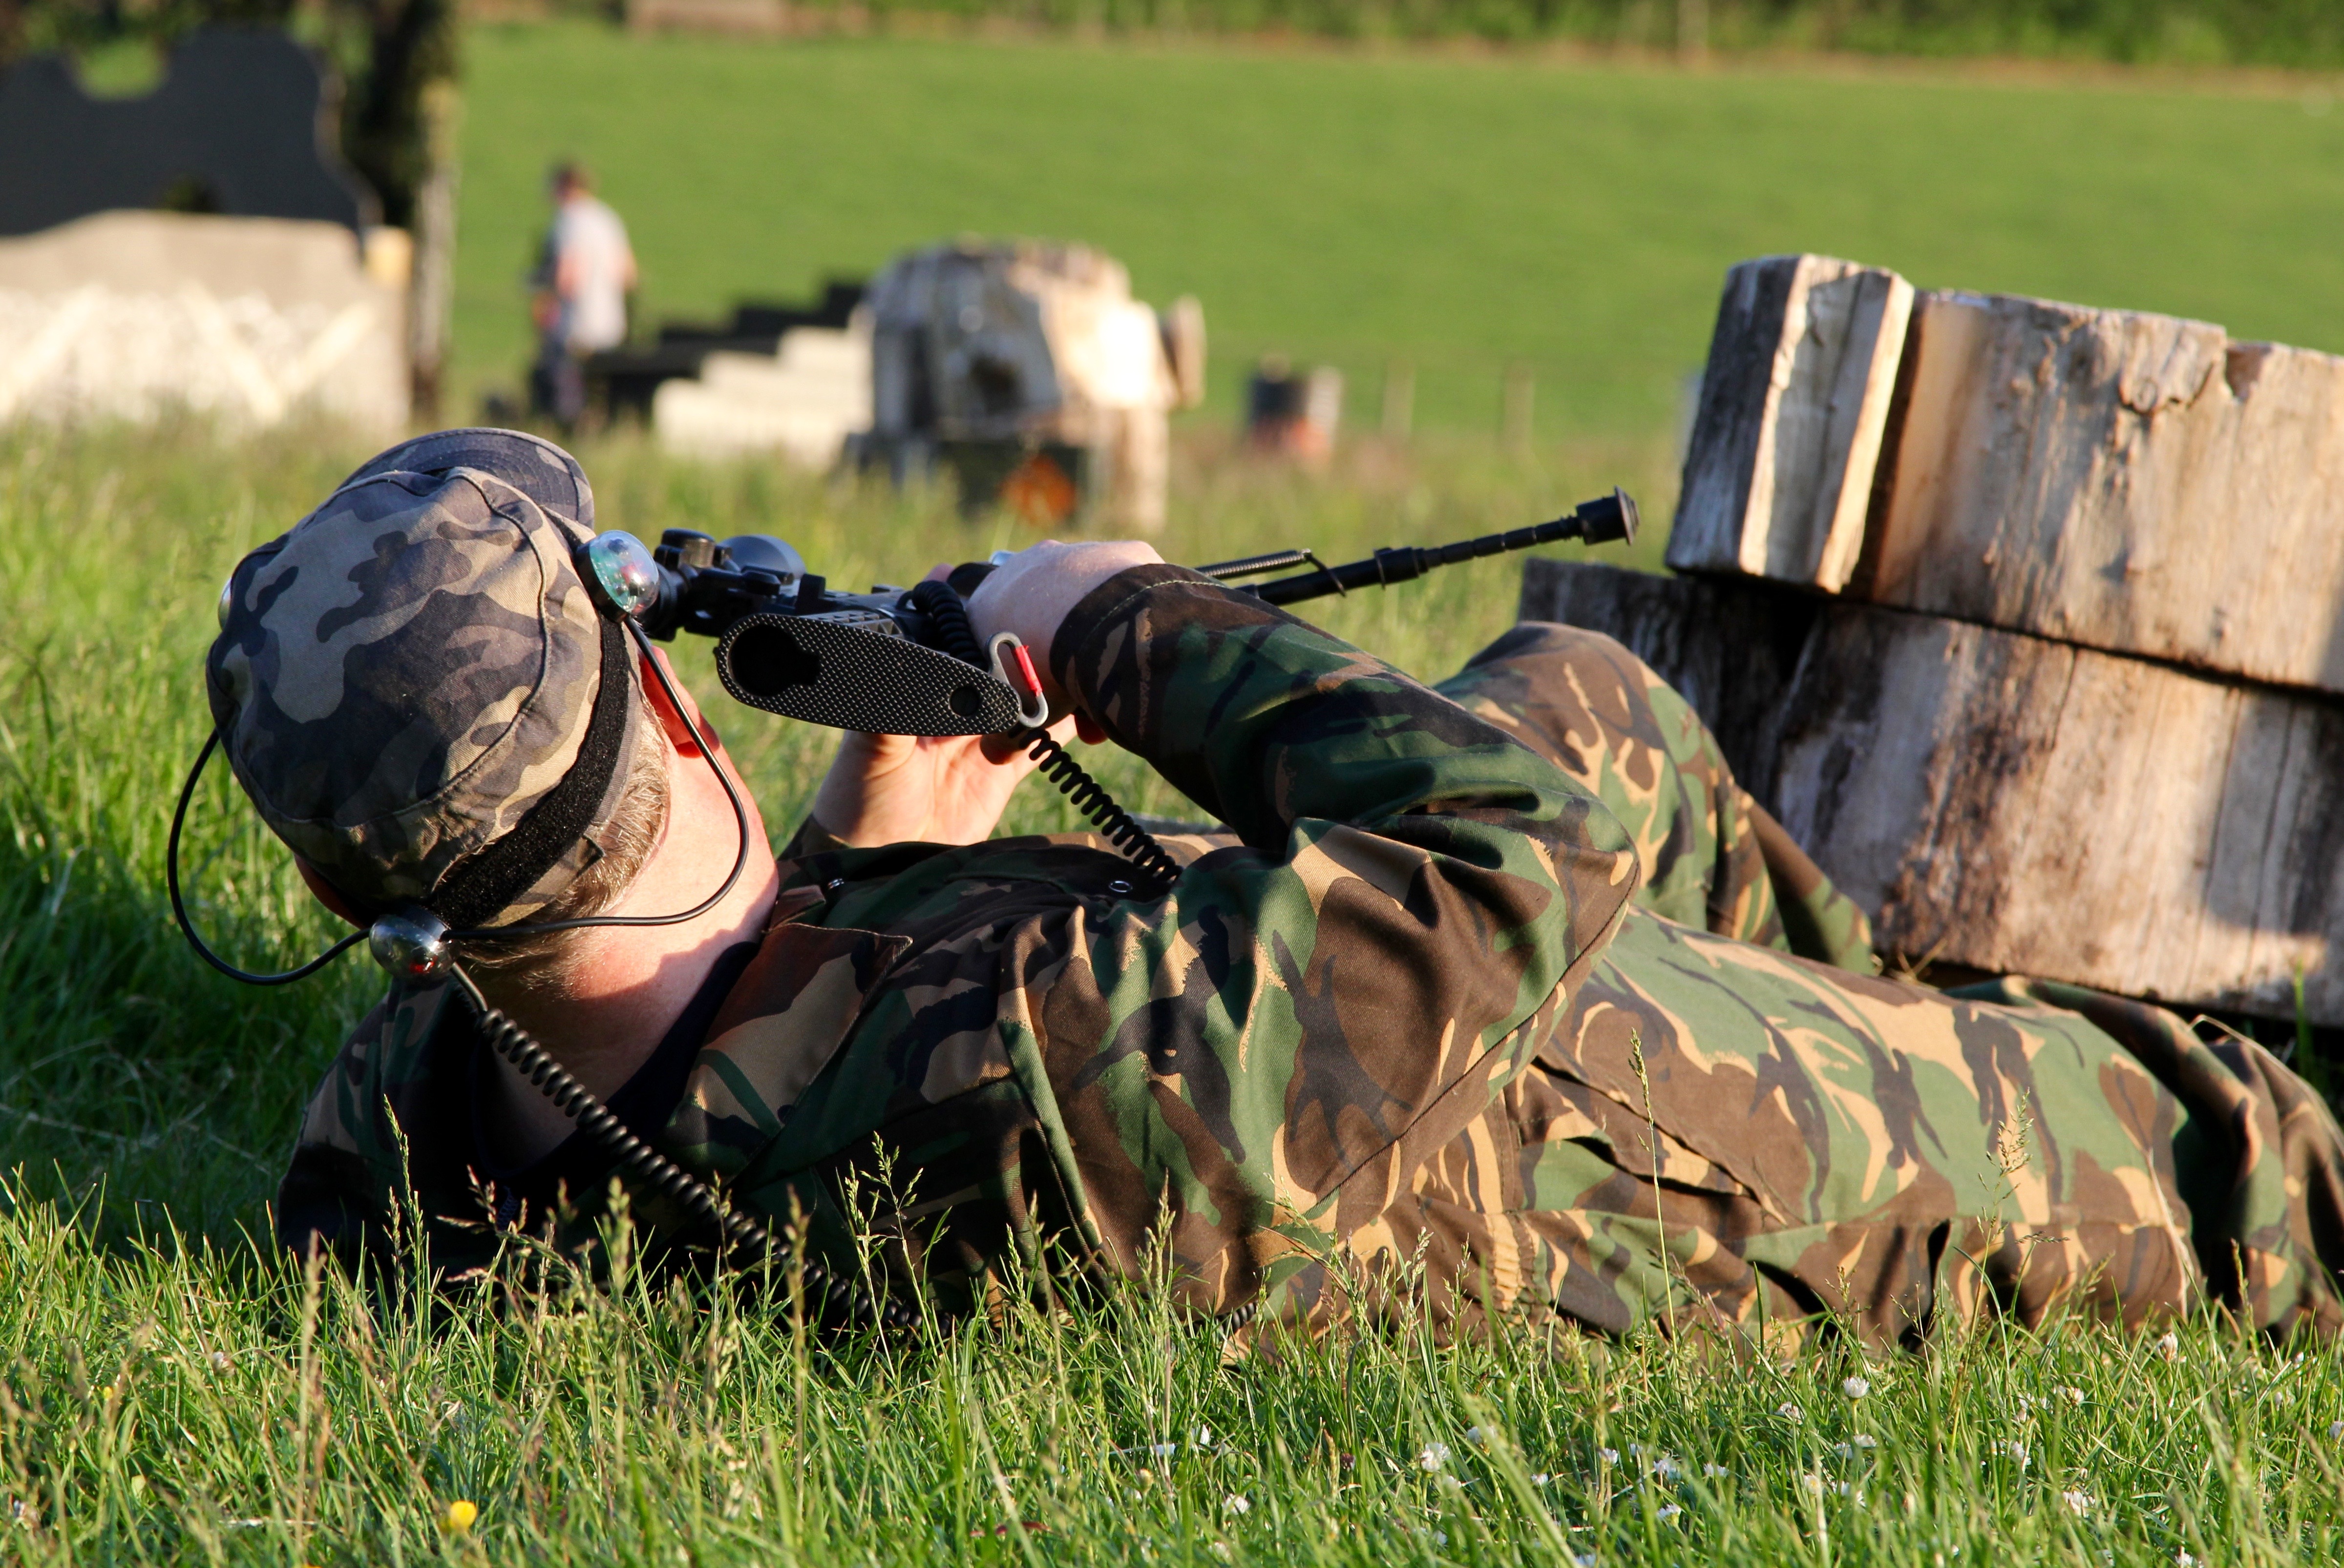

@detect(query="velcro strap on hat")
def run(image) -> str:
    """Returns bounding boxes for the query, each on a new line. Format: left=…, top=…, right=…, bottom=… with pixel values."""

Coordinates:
left=429, top=617, right=632, bottom=931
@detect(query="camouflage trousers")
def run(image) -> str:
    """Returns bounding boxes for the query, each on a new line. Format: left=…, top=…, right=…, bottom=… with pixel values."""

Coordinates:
left=1338, top=624, right=2344, bottom=1345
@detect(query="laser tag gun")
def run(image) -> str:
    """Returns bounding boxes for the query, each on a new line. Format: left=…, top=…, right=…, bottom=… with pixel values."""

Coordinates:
left=588, top=486, right=1640, bottom=743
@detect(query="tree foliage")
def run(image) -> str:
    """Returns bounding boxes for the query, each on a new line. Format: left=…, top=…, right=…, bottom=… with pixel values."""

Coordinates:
left=0, top=0, right=456, bottom=229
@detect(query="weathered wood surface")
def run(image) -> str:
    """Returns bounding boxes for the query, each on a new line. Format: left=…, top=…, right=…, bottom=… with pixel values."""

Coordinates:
left=1670, top=254, right=2344, bottom=694
left=1521, top=558, right=2344, bottom=1025
left=1667, top=254, right=1912, bottom=592
left=1858, top=288, right=2344, bottom=696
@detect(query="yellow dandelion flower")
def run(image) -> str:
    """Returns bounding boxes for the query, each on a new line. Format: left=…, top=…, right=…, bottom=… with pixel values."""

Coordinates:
left=440, top=1499, right=478, bottom=1532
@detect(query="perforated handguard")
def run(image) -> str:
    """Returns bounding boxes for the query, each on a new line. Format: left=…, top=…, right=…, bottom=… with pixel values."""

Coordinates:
left=714, top=611, right=1030, bottom=736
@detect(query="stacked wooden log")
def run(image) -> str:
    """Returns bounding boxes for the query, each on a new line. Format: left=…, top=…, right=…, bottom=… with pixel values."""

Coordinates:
left=1524, top=254, right=2344, bottom=1026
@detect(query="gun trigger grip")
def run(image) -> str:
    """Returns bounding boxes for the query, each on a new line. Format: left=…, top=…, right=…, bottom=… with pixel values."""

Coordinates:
left=988, top=633, right=1051, bottom=729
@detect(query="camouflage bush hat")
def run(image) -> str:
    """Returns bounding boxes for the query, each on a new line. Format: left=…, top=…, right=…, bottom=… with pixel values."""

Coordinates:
left=206, top=429, right=647, bottom=927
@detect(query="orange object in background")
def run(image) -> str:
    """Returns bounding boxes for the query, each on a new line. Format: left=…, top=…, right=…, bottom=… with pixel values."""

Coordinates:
left=1000, top=449, right=1080, bottom=526
left=1245, top=356, right=1343, bottom=466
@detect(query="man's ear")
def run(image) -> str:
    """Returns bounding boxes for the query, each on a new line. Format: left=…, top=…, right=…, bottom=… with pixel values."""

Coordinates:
left=295, top=858, right=369, bottom=931
left=637, top=645, right=713, bottom=758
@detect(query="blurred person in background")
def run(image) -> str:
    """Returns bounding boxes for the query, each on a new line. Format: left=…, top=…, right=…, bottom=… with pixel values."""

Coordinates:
left=529, top=162, right=636, bottom=432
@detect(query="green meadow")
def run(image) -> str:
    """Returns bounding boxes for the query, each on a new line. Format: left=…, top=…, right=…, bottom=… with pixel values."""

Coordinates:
left=454, top=27, right=2344, bottom=434
left=3, top=25, right=2344, bottom=1566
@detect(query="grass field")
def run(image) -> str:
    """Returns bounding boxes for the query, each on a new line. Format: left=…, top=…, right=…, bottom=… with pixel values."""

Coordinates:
left=2, top=420, right=2342, bottom=1564
left=453, top=26, right=2344, bottom=435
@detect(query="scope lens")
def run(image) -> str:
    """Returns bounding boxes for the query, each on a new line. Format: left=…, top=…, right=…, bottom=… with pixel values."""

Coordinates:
left=579, top=532, right=661, bottom=620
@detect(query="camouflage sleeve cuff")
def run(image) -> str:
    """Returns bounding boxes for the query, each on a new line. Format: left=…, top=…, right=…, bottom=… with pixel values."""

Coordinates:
left=1048, top=561, right=1226, bottom=691
left=1048, top=562, right=1288, bottom=839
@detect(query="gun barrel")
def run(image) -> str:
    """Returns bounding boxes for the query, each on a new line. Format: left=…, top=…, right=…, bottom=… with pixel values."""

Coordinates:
left=1249, top=488, right=1637, bottom=607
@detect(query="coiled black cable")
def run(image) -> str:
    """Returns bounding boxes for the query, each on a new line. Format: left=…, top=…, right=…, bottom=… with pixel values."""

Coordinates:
left=1019, top=732, right=1185, bottom=891
left=907, top=580, right=1183, bottom=896
left=449, top=967, right=915, bottom=1333
left=905, top=577, right=992, bottom=665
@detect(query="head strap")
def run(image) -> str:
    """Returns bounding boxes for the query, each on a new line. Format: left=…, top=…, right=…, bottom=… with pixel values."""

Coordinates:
left=428, top=616, right=633, bottom=931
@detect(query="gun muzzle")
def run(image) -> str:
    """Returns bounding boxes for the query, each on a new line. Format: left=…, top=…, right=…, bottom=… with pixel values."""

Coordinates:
left=1228, top=488, right=1640, bottom=607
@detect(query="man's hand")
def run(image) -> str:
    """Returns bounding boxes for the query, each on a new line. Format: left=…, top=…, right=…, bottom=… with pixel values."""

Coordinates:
left=809, top=721, right=1075, bottom=849
left=808, top=543, right=1161, bottom=849
left=967, top=540, right=1161, bottom=709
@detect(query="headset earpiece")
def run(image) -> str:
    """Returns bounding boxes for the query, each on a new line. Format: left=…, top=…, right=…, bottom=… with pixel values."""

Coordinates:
left=577, top=531, right=663, bottom=622
left=369, top=906, right=452, bottom=981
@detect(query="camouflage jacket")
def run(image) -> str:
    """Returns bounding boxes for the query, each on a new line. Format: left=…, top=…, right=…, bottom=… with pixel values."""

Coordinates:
left=279, top=565, right=1645, bottom=1318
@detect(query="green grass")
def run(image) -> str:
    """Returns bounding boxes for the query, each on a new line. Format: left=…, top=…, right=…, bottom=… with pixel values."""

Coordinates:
left=454, top=26, right=2344, bottom=435
left=4, top=422, right=2344, bottom=1561
left=7, top=1199, right=2344, bottom=1566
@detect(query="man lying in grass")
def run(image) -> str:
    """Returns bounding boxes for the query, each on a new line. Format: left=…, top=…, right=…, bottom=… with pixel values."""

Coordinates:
left=209, top=429, right=2344, bottom=1346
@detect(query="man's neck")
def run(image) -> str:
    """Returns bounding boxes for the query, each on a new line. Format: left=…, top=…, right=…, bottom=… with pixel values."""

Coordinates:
left=473, top=755, right=781, bottom=1167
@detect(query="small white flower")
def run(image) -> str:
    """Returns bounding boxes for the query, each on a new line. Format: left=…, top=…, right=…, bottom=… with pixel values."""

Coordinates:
left=2002, top=1440, right=2030, bottom=1467
left=1853, top=1434, right=1877, bottom=1449
left=1209, top=1543, right=1231, bottom=1561
left=1655, top=1504, right=1683, bottom=1522
left=1192, top=1426, right=1215, bottom=1449
left=1223, top=1494, right=1249, bottom=1515
left=1463, top=1424, right=1494, bottom=1448
left=1113, top=1441, right=1182, bottom=1461
left=1703, top=1463, right=1731, bottom=1479
left=1429, top=1530, right=1449, bottom=1547
left=1800, top=1473, right=1825, bottom=1495
left=1417, top=1442, right=1450, bottom=1472
left=2176, top=1552, right=2198, bottom=1567
left=208, top=1351, right=232, bottom=1373
left=2154, top=1331, right=2181, bottom=1362
left=1597, top=1446, right=1619, bottom=1465
left=2059, top=1386, right=2086, bottom=1407
left=1832, top=1443, right=1854, bottom=1458
left=2060, top=1490, right=2092, bottom=1517
left=1649, top=1452, right=1682, bottom=1480
left=1572, top=1555, right=1597, bottom=1568
left=1777, top=1402, right=1803, bottom=1423
left=2329, top=1419, right=2344, bottom=1441
left=1530, top=1472, right=1552, bottom=1485
left=1843, top=1376, right=1871, bottom=1401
